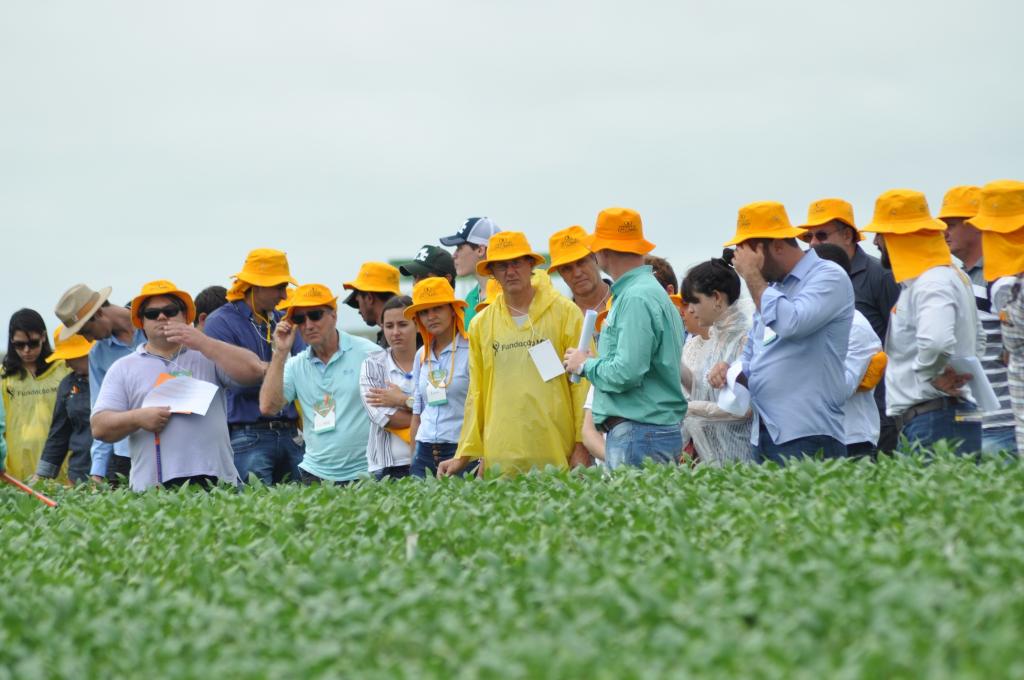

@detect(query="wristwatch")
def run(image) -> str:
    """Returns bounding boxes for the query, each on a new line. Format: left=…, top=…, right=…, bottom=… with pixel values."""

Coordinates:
left=405, top=396, right=415, bottom=410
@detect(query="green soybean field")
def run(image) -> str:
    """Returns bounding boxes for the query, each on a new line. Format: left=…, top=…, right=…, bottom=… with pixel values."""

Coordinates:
left=3, top=453, right=1024, bottom=679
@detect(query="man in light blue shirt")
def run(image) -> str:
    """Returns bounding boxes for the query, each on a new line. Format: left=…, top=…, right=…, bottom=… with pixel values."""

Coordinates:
left=260, top=284, right=379, bottom=484
left=54, top=283, right=146, bottom=483
left=710, top=201, right=854, bottom=464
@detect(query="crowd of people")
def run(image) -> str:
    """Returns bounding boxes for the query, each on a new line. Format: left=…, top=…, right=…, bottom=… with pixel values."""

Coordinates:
left=1, top=180, right=1022, bottom=491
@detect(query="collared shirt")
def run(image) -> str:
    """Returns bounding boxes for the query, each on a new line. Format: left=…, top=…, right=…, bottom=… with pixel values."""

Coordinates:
left=850, top=245, right=900, bottom=343
left=412, top=335, right=470, bottom=444
left=884, top=265, right=983, bottom=416
left=1000, top=276, right=1024, bottom=450
left=583, top=266, right=686, bottom=427
left=965, top=260, right=1015, bottom=431
left=88, top=327, right=147, bottom=476
left=37, top=372, right=92, bottom=480
left=741, top=249, right=854, bottom=445
left=359, top=349, right=414, bottom=471
left=283, top=332, right=379, bottom=481
left=842, top=311, right=882, bottom=445
left=203, top=300, right=305, bottom=424
left=92, top=345, right=242, bottom=491
left=463, top=284, right=481, bottom=327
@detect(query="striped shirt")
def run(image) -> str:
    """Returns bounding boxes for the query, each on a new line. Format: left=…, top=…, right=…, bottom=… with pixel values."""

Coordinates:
left=967, top=263, right=1015, bottom=431
left=1000, top=276, right=1024, bottom=453
left=359, top=349, right=414, bottom=472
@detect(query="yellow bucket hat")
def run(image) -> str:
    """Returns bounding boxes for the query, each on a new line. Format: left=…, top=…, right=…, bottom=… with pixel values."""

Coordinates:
left=861, top=189, right=947, bottom=234
left=723, top=201, right=804, bottom=247
left=798, top=198, right=863, bottom=241
left=342, top=262, right=401, bottom=308
left=46, top=325, right=94, bottom=363
left=585, top=208, right=656, bottom=255
left=227, top=249, right=298, bottom=301
left=403, top=278, right=468, bottom=356
left=476, top=232, right=546, bottom=277
left=475, top=278, right=503, bottom=313
left=967, top=180, right=1024, bottom=280
left=130, top=280, right=197, bottom=329
left=548, top=226, right=592, bottom=271
left=283, top=283, right=338, bottom=319
left=937, top=185, right=981, bottom=220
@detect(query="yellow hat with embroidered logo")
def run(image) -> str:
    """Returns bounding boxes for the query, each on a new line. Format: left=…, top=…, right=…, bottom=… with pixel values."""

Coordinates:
left=227, top=248, right=298, bottom=302
left=937, top=185, right=981, bottom=220
left=476, top=232, right=546, bottom=277
left=548, top=226, right=592, bottom=270
left=475, top=278, right=503, bottom=313
left=968, top=180, right=1024, bottom=280
left=283, top=283, right=338, bottom=319
left=130, top=280, right=197, bottom=329
left=798, top=198, right=864, bottom=241
left=586, top=207, right=656, bottom=255
left=723, top=201, right=804, bottom=247
left=342, top=262, right=401, bottom=308
left=46, top=325, right=94, bottom=363
left=861, top=189, right=946, bottom=234
left=404, top=277, right=468, bottom=354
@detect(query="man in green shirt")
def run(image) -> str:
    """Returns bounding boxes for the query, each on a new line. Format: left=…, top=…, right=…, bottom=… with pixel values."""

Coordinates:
left=439, top=217, right=500, bottom=327
left=564, top=207, right=687, bottom=469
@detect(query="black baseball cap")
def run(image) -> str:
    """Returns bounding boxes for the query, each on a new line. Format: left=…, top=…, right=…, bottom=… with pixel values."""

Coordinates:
left=399, top=245, right=457, bottom=280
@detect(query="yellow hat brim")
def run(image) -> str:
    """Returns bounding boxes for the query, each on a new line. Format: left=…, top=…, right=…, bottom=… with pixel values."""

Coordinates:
left=233, top=272, right=298, bottom=288
left=476, top=252, right=545, bottom=277
left=548, top=248, right=592, bottom=272
left=403, top=299, right=468, bottom=320
left=722, top=226, right=806, bottom=247
left=130, top=291, right=197, bottom=329
left=861, top=217, right=947, bottom=235
left=584, top=234, right=656, bottom=255
left=967, top=214, right=1024, bottom=234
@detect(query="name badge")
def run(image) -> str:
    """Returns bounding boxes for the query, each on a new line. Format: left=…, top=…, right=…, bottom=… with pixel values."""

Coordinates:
left=426, top=384, right=448, bottom=406
left=763, top=326, right=778, bottom=346
left=313, top=408, right=336, bottom=433
left=528, top=339, right=566, bottom=382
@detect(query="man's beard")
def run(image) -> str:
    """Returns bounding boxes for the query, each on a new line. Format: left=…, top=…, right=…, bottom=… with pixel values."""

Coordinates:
left=879, top=247, right=891, bottom=270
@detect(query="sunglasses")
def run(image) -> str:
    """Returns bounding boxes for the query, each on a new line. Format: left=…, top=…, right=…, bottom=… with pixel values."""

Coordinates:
left=800, top=227, right=841, bottom=243
left=12, top=338, right=42, bottom=351
left=141, top=305, right=182, bottom=321
left=291, top=310, right=326, bottom=325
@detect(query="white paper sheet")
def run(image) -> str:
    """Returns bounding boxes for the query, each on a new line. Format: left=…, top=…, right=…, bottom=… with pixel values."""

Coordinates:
left=529, top=339, right=567, bottom=382
left=141, top=376, right=219, bottom=416
left=569, top=309, right=598, bottom=384
left=948, top=355, right=1001, bottom=413
left=716, top=360, right=751, bottom=417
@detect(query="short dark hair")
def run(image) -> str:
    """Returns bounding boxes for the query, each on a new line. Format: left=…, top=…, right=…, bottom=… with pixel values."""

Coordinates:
left=194, top=286, right=228, bottom=321
left=382, top=295, right=413, bottom=314
left=681, top=249, right=742, bottom=305
left=361, top=291, right=395, bottom=303
left=644, top=255, right=678, bottom=293
left=811, top=243, right=851, bottom=274
left=139, top=295, right=186, bottom=320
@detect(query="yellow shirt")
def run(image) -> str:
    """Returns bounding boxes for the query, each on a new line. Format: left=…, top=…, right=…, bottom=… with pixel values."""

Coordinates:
left=457, top=272, right=587, bottom=475
left=2, top=361, right=70, bottom=481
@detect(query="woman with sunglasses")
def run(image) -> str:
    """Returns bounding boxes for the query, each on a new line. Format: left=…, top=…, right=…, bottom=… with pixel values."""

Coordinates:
left=360, top=295, right=417, bottom=480
left=678, top=252, right=755, bottom=465
left=405, top=278, right=471, bottom=478
left=1, top=309, right=70, bottom=481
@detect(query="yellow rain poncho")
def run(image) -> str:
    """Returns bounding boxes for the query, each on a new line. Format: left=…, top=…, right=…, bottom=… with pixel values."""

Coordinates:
left=457, top=271, right=587, bottom=474
left=1, top=361, right=70, bottom=481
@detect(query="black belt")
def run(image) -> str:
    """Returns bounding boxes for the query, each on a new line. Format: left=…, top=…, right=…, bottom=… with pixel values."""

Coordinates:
left=597, top=416, right=628, bottom=434
left=897, top=397, right=961, bottom=428
left=229, top=420, right=296, bottom=432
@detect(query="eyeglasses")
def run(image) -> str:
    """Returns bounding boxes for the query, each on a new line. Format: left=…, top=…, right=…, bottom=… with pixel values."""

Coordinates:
left=141, top=306, right=182, bottom=321
left=490, top=257, right=531, bottom=274
left=800, top=227, right=841, bottom=243
left=12, top=339, right=42, bottom=351
left=291, top=310, right=326, bottom=325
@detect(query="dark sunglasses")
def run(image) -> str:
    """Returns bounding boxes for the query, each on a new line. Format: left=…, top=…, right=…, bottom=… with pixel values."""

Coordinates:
left=291, top=310, right=326, bottom=325
left=800, top=227, right=840, bottom=243
left=12, top=338, right=42, bottom=351
left=141, top=305, right=182, bottom=321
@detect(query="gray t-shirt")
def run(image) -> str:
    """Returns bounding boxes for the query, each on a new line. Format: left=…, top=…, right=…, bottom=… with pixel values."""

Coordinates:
left=92, top=345, right=240, bottom=491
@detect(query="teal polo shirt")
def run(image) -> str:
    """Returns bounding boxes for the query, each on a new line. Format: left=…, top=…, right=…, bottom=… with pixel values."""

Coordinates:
left=283, top=331, right=380, bottom=481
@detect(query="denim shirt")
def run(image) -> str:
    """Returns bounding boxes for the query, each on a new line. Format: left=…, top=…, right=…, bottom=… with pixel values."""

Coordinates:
left=88, top=328, right=147, bottom=476
left=742, top=249, right=854, bottom=445
left=411, top=335, right=470, bottom=444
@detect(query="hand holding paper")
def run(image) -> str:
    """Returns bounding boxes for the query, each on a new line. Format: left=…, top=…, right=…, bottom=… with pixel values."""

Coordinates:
left=142, top=376, right=219, bottom=416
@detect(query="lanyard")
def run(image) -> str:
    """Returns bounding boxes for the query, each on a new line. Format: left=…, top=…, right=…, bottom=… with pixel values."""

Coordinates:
left=426, top=336, right=458, bottom=389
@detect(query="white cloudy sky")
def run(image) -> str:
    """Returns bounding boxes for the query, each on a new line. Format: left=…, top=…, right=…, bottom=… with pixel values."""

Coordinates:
left=1, top=0, right=1021, bottom=340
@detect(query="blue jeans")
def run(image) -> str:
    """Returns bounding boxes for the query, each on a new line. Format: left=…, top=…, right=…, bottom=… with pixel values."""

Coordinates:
left=411, top=442, right=461, bottom=478
left=754, top=422, right=846, bottom=465
left=982, top=426, right=1019, bottom=455
left=230, top=426, right=304, bottom=485
left=900, top=403, right=982, bottom=456
left=604, top=421, right=681, bottom=470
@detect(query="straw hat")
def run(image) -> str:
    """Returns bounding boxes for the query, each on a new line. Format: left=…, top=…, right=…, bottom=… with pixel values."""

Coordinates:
left=54, top=283, right=113, bottom=341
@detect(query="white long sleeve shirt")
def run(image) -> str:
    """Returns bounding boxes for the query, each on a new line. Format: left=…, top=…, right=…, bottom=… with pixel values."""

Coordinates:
left=884, top=265, right=984, bottom=416
left=843, top=311, right=882, bottom=445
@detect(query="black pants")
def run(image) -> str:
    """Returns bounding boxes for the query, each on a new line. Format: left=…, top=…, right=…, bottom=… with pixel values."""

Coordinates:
left=298, top=468, right=355, bottom=486
left=163, top=475, right=218, bottom=490
left=846, top=441, right=876, bottom=460
left=106, top=455, right=133, bottom=487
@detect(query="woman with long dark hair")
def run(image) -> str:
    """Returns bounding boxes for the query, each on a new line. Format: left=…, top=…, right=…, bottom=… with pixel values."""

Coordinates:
left=2, top=309, right=69, bottom=480
left=679, top=251, right=754, bottom=465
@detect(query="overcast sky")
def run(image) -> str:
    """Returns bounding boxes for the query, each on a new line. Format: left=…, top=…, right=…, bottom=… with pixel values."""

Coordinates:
left=1, top=0, right=1021, bottom=342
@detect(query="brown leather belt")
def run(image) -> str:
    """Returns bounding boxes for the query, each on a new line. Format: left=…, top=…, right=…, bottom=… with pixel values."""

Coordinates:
left=897, top=397, right=961, bottom=429
left=597, top=416, right=628, bottom=434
